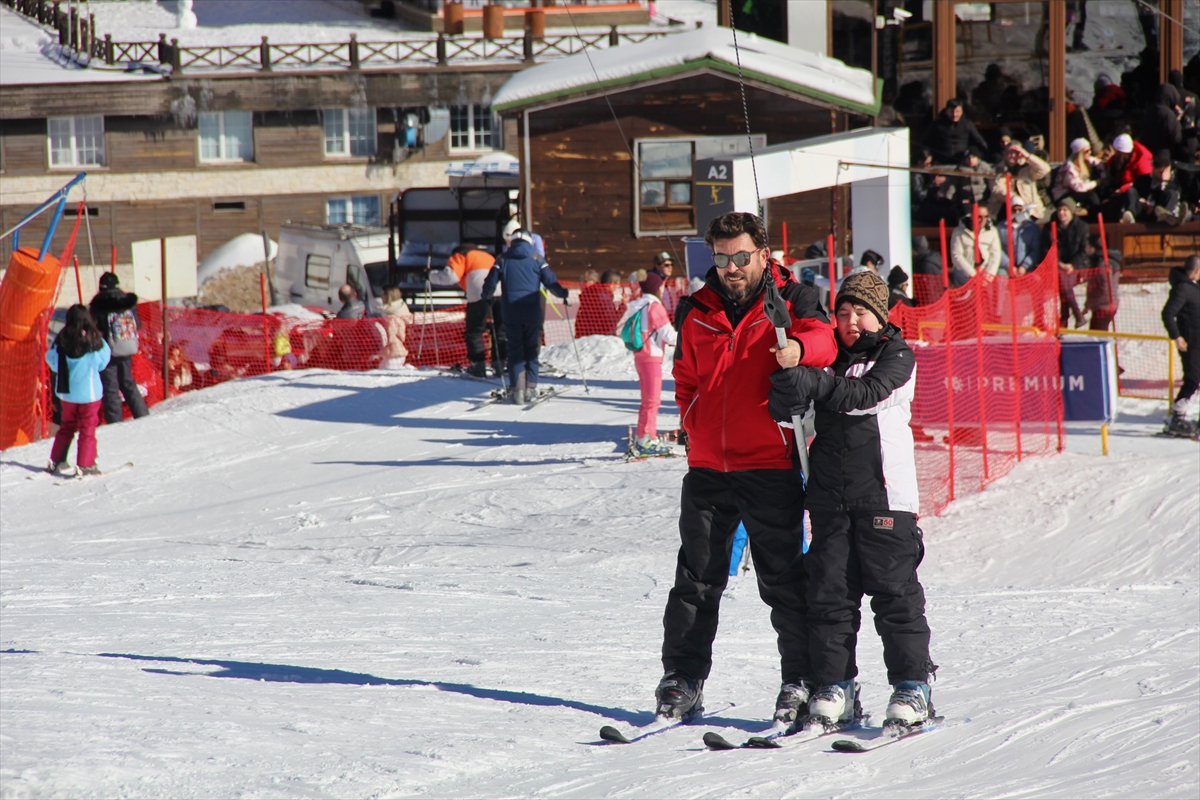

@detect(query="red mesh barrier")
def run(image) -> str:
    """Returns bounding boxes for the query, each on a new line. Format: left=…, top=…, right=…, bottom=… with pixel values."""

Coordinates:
left=890, top=248, right=1063, bottom=516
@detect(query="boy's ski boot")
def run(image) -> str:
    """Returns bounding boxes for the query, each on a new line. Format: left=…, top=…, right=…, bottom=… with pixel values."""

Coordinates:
left=1163, top=410, right=1198, bottom=439
left=772, top=680, right=813, bottom=726
left=805, top=680, right=859, bottom=726
left=884, top=680, right=934, bottom=728
left=655, top=670, right=704, bottom=720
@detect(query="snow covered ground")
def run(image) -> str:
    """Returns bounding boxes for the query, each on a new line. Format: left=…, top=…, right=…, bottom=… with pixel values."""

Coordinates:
left=1, top=338, right=1197, bottom=798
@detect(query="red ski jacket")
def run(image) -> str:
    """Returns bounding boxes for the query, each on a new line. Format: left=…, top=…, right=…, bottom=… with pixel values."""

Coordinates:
left=674, top=265, right=836, bottom=472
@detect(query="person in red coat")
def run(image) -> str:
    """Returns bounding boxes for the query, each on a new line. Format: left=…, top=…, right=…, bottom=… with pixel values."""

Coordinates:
left=654, top=211, right=837, bottom=726
left=1102, top=132, right=1154, bottom=222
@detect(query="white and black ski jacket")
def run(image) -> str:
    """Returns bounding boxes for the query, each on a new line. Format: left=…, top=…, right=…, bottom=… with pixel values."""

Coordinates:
left=806, top=324, right=920, bottom=515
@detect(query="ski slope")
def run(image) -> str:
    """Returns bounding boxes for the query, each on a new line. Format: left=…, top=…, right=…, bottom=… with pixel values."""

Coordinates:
left=1, top=338, right=1197, bottom=798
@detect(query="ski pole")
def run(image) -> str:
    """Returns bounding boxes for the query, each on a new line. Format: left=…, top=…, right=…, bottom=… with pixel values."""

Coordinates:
left=542, top=286, right=589, bottom=394
left=761, top=271, right=811, bottom=486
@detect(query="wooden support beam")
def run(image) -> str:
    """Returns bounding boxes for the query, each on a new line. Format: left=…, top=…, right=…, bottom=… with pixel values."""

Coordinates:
left=1160, top=0, right=1184, bottom=81
left=1047, top=1, right=1065, bottom=163
left=932, top=0, right=956, bottom=114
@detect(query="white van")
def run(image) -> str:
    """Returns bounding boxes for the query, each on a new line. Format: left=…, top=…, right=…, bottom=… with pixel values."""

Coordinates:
left=274, top=222, right=389, bottom=313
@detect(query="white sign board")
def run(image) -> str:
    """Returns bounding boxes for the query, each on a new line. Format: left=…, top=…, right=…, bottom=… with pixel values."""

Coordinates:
left=131, top=235, right=198, bottom=301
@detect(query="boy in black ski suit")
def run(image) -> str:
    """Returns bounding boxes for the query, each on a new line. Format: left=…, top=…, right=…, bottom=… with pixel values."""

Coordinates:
left=768, top=271, right=937, bottom=727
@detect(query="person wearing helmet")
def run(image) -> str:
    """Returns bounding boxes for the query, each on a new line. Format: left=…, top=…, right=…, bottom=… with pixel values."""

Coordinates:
left=650, top=251, right=675, bottom=281
left=502, top=217, right=545, bottom=258
left=482, top=228, right=569, bottom=403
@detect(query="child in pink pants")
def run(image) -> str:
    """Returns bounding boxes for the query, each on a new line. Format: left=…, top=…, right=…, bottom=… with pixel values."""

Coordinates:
left=619, top=271, right=678, bottom=456
left=45, top=305, right=112, bottom=476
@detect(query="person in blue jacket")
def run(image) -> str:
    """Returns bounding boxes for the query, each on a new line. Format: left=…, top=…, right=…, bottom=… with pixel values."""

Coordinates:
left=45, top=305, right=111, bottom=476
left=481, top=228, right=569, bottom=403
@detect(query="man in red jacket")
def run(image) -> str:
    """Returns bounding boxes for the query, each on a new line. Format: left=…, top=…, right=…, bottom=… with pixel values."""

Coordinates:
left=655, top=212, right=837, bottom=725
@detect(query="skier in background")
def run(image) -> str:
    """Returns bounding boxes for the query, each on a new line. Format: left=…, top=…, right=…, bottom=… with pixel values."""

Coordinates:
left=89, top=272, right=148, bottom=424
left=659, top=211, right=836, bottom=725
left=481, top=228, right=569, bottom=403
left=1162, top=255, right=1200, bottom=438
left=430, top=243, right=502, bottom=377
left=768, top=271, right=938, bottom=729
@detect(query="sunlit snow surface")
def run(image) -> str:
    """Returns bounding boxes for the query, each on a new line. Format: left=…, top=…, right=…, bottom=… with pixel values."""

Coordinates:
left=2, top=340, right=1197, bottom=798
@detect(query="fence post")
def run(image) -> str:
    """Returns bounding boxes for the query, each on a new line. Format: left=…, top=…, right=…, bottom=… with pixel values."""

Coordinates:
left=946, top=297, right=956, bottom=504
left=260, top=36, right=271, bottom=70
left=261, top=273, right=270, bottom=375
left=349, top=33, right=359, bottom=69
left=826, top=233, right=835, bottom=313
left=170, top=37, right=181, bottom=73
left=971, top=202, right=981, bottom=272
left=939, top=217, right=949, bottom=290
left=609, top=25, right=619, bottom=47
left=523, top=24, right=534, bottom=63
left=104, top=33, right=113, bottom=65
left=88, top=14, right=96, bottom=59
left=68, top=3, right=75, bottom=50
left=437, top=32, right=447, bottom=65
left=157, top=32, right=168, bottom=67
left=1005, top=174, right=1015, bottom=272
left=160, top=237, right=170, bottom=400
left=1008, top=269, right=1023, bottom=461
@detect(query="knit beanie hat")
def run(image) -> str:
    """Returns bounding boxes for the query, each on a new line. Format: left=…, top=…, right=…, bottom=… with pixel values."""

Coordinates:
left=887, top=265, right=909, bottom=288
left=99, top=272, right=119, bottom=290
left=639, top=271, right=664, bottom=296
left=1112, top=133, right=1134, bottom=154
left=836, top=271, right=890, bottom=325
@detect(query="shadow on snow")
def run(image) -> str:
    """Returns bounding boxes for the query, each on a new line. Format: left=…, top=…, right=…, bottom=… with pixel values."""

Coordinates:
left=96, top=652, right=651, bottom=725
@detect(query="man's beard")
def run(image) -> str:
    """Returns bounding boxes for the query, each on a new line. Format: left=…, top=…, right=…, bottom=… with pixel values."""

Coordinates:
left=719, top=271, right=766, bottom=303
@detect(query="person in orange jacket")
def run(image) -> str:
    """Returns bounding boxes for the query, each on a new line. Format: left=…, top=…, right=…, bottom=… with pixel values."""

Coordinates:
left=433, top=244, right=503, bottom=377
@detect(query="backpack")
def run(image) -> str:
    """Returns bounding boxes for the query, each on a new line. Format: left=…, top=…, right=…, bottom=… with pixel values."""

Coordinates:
left=620, top=307, right=645, bottom=352
left=106, top=309, right=139, bottom=357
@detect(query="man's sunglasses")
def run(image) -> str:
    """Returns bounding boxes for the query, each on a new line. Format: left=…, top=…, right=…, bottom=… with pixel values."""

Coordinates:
left=712, top=250, right=760, bottom=270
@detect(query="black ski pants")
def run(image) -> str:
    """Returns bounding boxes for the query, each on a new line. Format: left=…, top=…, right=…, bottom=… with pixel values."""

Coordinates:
left=805, top=507, right=932, bottom=687
left=465, top=297, right=505, bottom=366
left=100, top=355, right=148, bottom=423
left=662, top=468, right=809, bottom=683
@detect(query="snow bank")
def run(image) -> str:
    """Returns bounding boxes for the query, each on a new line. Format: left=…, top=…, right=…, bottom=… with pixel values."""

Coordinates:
left=197, top=233, right=278, bottom=286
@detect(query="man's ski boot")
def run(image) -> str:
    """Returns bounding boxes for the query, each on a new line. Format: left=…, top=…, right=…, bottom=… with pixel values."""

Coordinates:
left=805, top=680, right=860, bottom=726
left=466, top=361, right=488, bottom=378
left=772, top=680, right=813, bottom=726
left=655, top=670, right=704, bottom=720
left=884, top=680, right=934, bottom=729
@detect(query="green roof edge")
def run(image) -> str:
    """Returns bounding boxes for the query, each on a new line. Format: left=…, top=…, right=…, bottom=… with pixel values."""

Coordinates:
left=492, top=56, right=882, bottom=117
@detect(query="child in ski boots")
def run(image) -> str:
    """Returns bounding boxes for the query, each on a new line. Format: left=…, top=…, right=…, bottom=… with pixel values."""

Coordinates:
left=618, top=270, right=678, bottom=458
left=45, top=305, right=112, bottom=477
left=768, top=272, right=937, bottom=728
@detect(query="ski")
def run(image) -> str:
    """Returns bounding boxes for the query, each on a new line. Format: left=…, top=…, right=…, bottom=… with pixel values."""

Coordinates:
left=48, top=461, right=134, bottom=484
left=705, top=714, right=870, bottom=750
left=599, top=702, right=734, bottom=744
left=623, top=450, right=681, bottom=463
left=831, top=716, right=944, bottom=752
left=523, top=387, right=568, bottom=409
left=701, top=720, right=789, bottom=751
left=468, top=390, right=509, bottom=411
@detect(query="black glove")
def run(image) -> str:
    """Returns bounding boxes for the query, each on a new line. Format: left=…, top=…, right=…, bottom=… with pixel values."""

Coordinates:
left=768, top=367, right=813, bottom=423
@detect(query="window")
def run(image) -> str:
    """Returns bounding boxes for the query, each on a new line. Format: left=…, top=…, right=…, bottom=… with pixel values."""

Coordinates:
left=48, top=116, right=105, bottom=167
left=199, top=111, right=253, bottom=162
left=449, top=104, right=497, bottom=152
left=326, top=195, right=381, bottom=226
left=212, top=201, right=246, bottom=212
left=305, top=254, right=332, bottom=290
left=633, top=136, right=765, bottom=236
left=324, top=108, right=377, bottom=157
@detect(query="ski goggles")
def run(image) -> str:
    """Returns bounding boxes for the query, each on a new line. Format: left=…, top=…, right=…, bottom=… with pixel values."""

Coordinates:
left=712, top=250, right=761, bottom=270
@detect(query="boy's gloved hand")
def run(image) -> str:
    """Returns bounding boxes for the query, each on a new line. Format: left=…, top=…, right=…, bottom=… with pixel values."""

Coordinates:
left=768, top=367, right=813, bottom=422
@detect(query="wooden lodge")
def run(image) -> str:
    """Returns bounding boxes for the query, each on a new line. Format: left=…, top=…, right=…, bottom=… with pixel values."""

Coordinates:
left=492, top=27, right=880, bottom=277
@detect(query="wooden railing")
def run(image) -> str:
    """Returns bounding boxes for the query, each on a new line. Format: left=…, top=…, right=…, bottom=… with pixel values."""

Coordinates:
left=2, top=0, right=677, bottom=75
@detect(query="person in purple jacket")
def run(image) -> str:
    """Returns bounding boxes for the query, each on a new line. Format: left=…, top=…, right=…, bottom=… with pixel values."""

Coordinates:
left=45, top=305, right=111, bottom=476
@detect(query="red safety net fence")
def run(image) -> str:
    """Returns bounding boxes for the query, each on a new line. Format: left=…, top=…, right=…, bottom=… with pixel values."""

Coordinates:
left=891, top=249, right=1063, bottom=516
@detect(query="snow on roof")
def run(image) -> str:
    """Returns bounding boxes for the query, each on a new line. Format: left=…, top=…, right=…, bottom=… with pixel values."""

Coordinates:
left=491, top=26, right=880, bottom=116
left=0, top=6, right=162, bottom=86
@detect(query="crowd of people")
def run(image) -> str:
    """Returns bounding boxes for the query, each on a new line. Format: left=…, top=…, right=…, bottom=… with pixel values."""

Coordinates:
left=907, top=71, right=1198, bottom=324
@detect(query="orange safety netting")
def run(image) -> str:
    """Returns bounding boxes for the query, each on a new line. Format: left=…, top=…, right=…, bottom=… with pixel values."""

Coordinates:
left=890, top=248, right=1063, bottom=515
